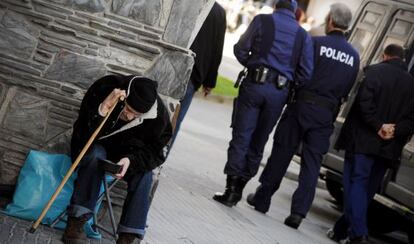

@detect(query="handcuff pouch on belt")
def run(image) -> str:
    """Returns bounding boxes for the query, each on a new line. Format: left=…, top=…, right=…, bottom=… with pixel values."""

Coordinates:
left=276, top=74, right=288, bottom=89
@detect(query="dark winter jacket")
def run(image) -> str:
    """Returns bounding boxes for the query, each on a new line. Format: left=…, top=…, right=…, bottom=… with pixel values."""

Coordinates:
left=189, top=2, right=226, bottom=90
left=335, top=59, right=414, bottom=167
left=71, top=75, right=172, bottom=173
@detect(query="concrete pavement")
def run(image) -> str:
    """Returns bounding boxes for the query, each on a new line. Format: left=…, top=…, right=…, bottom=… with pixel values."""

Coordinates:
left=143, top=96, right=339, bottom=244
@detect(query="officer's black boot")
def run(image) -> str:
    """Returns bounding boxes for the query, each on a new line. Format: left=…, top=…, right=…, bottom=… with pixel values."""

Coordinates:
left=246, top=193, right=267, bottom=214
left=213, top=175, right=248, bottom=207
left=246, top=185, right=272, bottom=213
left=284, top=213, right=304, bottom=229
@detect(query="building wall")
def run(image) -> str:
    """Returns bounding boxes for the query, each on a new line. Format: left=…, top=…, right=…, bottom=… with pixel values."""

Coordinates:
left=306, top=0, right=362, bottom=27
left=0, top=0, right=213, bottom=185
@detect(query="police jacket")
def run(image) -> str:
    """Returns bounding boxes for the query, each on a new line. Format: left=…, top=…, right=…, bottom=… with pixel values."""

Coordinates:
left=190, top=2, right=226, bottom=90
left=297, top=31, right=360, bottom=110
left=71, top=75, right=172, bottom=173
left=335, top=59, right=414, bottom=167
left=234, top=8, right=313, bottom=86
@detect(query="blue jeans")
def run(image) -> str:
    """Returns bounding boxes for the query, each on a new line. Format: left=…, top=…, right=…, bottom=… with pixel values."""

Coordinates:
left=68, top=144, right=153, bottom=237
left=170, top=81, right=196, bottom=147
left=333, top=153, right=388, bottom=239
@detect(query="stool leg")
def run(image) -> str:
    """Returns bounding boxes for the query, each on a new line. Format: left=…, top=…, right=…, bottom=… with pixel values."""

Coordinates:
left=50, top=209, right=67, bottom=228
left=104, top=178, right=118, bottom=239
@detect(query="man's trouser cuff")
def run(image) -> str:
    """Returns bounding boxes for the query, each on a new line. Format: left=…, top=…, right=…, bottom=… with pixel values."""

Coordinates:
left=118, top=224, right=145, bottom=239
left=67, top=204, right=93, bottom=218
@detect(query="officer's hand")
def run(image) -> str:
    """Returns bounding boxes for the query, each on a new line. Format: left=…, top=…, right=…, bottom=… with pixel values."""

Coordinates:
left=202, top=86, right=213, bottom=97
left=100, top=89, right=126, bottom=116
left=115, top=157, right=130, bottom=179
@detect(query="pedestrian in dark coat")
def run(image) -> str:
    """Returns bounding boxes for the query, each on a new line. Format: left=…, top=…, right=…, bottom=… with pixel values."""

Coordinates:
left=329, top=44, right=414, bottom=244
left=170, top=1, right=226, bottom=147
left=246, top=3, right=359, bottom=229
left=64, top=74, right=172, bottom=244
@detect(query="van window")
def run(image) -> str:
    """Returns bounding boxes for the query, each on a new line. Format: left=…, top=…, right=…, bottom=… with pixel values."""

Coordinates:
left=349, top=2, right=388, bottom=64
left=370, top=10, right=414, bottom=64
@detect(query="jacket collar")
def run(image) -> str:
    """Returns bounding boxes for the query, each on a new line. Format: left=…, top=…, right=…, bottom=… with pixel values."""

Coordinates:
left=327, top=30, right=345, bottom=37
left=383, top=58, right=407, bottom=70
left=98, top=100, right=158, bottom=140
left=274, top=8, right=296, bottom=20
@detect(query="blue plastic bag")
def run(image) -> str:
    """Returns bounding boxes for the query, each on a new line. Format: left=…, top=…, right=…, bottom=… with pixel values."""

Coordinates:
left=3, top=150, right=112, bottom=239
left=3, top=150, right=76, bottom=229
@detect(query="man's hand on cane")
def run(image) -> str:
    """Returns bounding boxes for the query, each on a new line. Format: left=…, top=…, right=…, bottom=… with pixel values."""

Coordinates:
left=100, top=89, right=126, bottom=116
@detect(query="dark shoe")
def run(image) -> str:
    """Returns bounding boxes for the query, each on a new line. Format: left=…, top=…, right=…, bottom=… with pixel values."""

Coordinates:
left=284, top=213, right=304, bottom=229
left=349, top=236, right=370, bottom=244
left=327, top=228, right=348, bottom=243
left=62, top=216, right=88, bottom=244
left=213, top=175, right=248, bottom=207
left=117, top=233, right=141, bottom=244
left=246, top=193, right=256, bottom=206
left=246, top=193, right=267, bottom=214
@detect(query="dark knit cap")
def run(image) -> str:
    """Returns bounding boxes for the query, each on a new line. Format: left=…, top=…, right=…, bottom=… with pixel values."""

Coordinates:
left=126, top=77, right=158, bottom=113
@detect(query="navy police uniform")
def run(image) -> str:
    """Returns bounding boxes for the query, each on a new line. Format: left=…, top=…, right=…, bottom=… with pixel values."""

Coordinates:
left=252, top=31, right=360, bottom=216
left=213, top=0, right=313, bottom=208
left=224, top=6, right=313, bottom=180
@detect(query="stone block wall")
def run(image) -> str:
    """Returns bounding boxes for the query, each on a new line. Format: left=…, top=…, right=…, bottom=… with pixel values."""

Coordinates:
left=0, top=0, right=214, bottom=185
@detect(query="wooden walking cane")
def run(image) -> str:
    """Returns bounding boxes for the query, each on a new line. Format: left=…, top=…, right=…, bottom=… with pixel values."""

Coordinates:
left=29, top=97, right=123, bottom=233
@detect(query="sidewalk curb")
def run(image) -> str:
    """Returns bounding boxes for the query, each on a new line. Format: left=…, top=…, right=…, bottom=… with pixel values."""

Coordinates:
left=194, top=92, right=234, bottom=105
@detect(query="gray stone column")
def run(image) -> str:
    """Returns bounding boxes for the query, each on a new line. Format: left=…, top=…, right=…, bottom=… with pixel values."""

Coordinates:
left=0, top=0, right=214, bottom=185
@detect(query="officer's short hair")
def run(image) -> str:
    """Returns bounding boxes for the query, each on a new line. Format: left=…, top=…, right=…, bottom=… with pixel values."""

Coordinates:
left=329, top=3, right=352, bottom=30
left=384, top=44, right=404, bottom=59
left=275, top=0, right=297, bottom=12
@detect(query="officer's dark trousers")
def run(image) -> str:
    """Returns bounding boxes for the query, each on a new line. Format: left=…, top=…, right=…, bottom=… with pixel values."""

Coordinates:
left=255, top=102, right=334, bottom=215
left=224, top=79, right=288, bottom=179
left=333, top=153, right=388, bottom=239
left=68, top=144, right=153, bottom=237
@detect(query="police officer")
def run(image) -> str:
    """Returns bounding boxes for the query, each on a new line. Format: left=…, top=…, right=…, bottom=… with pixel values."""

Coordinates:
left=213, top=0, right=313, bottom=207
left=328, top=45, right=414, bottom=244
left=246, top=3, right=360, bottom=229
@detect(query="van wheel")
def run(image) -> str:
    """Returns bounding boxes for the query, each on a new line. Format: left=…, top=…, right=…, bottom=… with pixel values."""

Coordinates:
left=325, top=179, right=343, bottom=205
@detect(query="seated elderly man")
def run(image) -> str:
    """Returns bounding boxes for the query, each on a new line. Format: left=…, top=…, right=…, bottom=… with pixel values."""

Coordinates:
left=63, top=75, right=172, bottom=244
